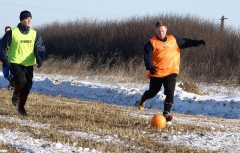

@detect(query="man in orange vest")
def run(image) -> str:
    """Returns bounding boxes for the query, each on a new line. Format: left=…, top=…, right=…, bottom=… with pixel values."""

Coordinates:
left=136, top=21, right=205, bottom=121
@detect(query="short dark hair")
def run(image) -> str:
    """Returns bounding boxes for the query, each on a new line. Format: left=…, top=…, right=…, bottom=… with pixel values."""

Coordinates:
left=5, top=26, right=11, bottom=30
left=155, top=21, right=167, bottom=28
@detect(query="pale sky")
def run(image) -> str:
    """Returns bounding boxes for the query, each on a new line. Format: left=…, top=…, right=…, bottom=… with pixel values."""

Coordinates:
left=0, top=0, right=240, bottom=36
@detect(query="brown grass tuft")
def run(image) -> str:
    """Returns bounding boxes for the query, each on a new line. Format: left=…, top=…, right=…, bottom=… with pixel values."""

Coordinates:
left=179, top=81, right=203, bottom=95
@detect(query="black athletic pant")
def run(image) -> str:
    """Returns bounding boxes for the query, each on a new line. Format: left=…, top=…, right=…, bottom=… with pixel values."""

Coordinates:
left=10, top=63, right=33, bottom=95
left=143, top=73, right=177, bottom=112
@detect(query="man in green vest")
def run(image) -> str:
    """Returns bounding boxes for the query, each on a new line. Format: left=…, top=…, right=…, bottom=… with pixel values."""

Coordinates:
left=0, top=10, right=46, bottom=116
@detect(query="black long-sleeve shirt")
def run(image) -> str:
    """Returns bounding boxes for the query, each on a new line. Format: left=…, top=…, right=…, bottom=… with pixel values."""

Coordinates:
left=0, top=23, right=46, bottom=67
left=144, top=35, right=201, bottom=70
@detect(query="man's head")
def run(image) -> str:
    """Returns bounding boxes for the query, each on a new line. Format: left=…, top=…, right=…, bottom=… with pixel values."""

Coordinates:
left=19, top=10, right=32, bottom=27
left=5, top=26, right=11, bottom=33
left=155, top=21, right=167, bottom=39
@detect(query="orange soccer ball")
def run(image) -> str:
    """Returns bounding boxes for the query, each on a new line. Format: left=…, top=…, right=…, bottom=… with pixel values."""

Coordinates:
left=150, top=114, right=166, bottom=129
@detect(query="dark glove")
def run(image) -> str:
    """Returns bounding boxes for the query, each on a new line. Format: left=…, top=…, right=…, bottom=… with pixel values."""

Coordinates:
left=149, top=66, right=158, bottom=75
left=2, top=60, right=10, bottom=68
left=36, top=56, right=43, bottom=68
left=198, top=40, right=205, bottom=46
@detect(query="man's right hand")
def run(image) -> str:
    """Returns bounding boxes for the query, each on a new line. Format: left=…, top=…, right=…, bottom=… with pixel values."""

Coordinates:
left=2, top=61, right=10, bottom=68
left=149, top=66, right=158, bottom=75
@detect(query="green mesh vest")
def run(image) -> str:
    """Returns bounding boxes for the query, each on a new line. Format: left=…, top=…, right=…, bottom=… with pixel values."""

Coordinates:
left=8, top=27, right=36, bottom=66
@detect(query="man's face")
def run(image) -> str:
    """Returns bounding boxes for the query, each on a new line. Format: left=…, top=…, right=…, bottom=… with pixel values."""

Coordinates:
left=5, top=28, right=11, bottom=33
left=20, top=17, right=32, bottom=27
left=155, top=26, right=167, bottom=39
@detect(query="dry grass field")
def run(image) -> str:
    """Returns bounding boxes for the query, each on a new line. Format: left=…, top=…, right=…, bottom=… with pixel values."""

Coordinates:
left=2, top=87, right=238, bottom=153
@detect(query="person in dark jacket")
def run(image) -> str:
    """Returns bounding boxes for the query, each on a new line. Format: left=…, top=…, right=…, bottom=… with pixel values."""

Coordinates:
left=136, top=21, right=205, bottom=121
left=1, top=26, right=14, bottom=90
left=0, top=10, right=46, bottom=116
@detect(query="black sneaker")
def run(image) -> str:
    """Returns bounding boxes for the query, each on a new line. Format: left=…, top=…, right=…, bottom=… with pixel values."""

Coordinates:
left=8, top=78, right=14, bottom=90
left=18, top=107, right=28, bottom=116
left=163, top=111, right=173, bottom=122
left=8, top=83, right=14, bottom=90
left=12, top=94, right=19, bottom=106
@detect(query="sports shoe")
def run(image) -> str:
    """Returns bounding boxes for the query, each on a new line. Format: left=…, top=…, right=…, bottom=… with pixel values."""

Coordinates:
left=8, top=78, right=14, bottom=90
left=8, top=82, right=14, bottom=90
left=135, top=96, right=146, bottom=111
left=12, top=94, right=19, bottom=106
left=18, top=107, right=28, bottom=116
left=163, top=111, right=173, bottom=122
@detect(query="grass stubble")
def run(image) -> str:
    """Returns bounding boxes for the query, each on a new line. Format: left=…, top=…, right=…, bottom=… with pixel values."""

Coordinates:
left=1, top=88, right=234, bottom=153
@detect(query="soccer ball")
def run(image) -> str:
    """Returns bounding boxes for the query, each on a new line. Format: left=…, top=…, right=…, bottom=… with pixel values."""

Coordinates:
left=150, top=114, right=166, bottom=129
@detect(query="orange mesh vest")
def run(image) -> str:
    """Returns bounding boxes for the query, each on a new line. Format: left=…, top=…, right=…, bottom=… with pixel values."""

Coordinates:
left=147, top=35, right=180, bottom=78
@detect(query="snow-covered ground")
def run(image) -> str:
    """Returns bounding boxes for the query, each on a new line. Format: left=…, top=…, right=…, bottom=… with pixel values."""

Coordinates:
left=0, top=73, right=240, bottom=153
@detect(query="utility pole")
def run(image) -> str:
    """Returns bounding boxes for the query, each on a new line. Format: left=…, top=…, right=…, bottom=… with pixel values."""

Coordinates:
left=220, top=15, right=228, bottom=31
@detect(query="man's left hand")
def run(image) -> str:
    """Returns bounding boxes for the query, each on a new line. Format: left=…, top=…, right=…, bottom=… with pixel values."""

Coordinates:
left=198, top=40, right=206, bottom=46
left=36, top=57, right=43, bottom=68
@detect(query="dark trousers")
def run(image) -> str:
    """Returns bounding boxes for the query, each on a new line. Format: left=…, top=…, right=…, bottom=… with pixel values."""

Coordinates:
left=143, top=74, right=177, bottom=112
left=10, top=64, right=33, bottom=95
left=10, top=64, right=33, bottom=108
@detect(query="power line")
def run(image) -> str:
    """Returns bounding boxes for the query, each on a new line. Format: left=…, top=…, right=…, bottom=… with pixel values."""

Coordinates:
left=0, top=2, right=124, bottom=17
